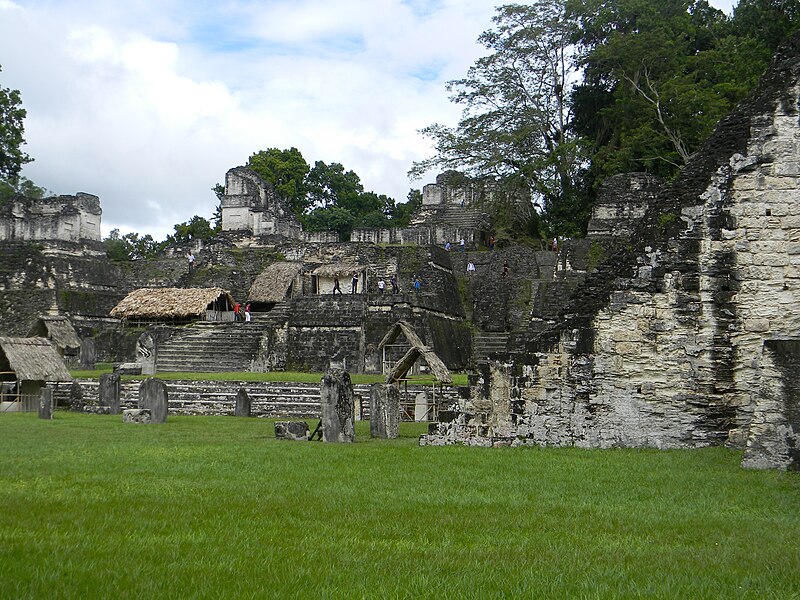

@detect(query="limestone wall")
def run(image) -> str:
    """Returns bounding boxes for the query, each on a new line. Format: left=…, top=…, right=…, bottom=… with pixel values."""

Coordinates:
left=423, top=35, right=800, bottom=461
left=220, top=167, right=304, bottom=237
left=0, top=193, right=101, bottom=243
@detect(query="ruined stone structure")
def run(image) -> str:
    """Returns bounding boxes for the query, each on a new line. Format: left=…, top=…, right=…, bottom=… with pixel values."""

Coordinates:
left=220, top=167, right=336, bottom=243
left=350, top=172, right=493, bottom=247
left=0, top=193, right=101, bottom=243
left=421, top=36, right=800, bottom=470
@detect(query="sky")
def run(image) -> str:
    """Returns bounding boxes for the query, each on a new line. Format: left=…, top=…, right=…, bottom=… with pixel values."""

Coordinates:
left=1, top=0, right=738, bottom=240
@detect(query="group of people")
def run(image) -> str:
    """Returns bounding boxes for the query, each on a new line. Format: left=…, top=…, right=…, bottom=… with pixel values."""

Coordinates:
left=444, top=238, right=467, bottom=252
left=331, top=273, right=399, bottom=295
left=232, top=302, right=251, bottom=322
left=467, top=258, right=509, bottom=277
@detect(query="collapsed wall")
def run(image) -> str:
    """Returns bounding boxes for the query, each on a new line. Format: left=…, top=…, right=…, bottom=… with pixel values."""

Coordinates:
left=423, top=34, right=800, bottom=468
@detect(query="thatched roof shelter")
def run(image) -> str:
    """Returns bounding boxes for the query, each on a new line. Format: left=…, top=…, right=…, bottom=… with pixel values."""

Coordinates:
left=27, top=315, right=81, bottom=354
left=0, top=337, right=72, bottom=382
left=248, top=262, right=303, bottom=303
left=379, top=320, right=452, bottom=385
left=109, top=287, right=234, bottom=321
left=312, top=263, right=365, bottom=277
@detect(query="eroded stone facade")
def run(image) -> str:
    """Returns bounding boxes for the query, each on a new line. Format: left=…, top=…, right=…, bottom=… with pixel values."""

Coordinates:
left=422, top=35, right=800, bottom=469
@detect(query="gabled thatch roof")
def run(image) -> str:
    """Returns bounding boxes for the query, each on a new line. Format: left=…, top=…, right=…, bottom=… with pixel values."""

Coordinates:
left=27, top=315, right=81, bottom=352
left=248, top=262, right=303, bottom=303
left=0, top=337, right=72, bottom=382
left=380, top=320, right=452, bottom=385
left=312, top=263, right=365, bottom=277
left=109, top=287, right=234, bottom=320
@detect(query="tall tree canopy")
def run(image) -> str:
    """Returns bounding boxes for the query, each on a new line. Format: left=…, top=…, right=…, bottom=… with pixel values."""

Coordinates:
left=410, top=1, right=587, bottom=235
left=568, top=0, right=770, bottom=183
left=238, top=148, right=415, bottom=241
left=413, top=0, right=799, bottom=237
left=0, top=65, right=32, bottom=185
left=247, top=148, right=311, bottom=215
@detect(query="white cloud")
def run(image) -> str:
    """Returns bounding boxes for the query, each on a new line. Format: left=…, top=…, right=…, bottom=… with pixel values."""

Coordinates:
left=0, top=0, right=742, bottom=239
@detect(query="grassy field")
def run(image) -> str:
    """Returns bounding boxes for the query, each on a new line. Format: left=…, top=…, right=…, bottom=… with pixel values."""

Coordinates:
left=1, top=412, right=798, bottom=599
left=68, top=365, right=470, bottom=387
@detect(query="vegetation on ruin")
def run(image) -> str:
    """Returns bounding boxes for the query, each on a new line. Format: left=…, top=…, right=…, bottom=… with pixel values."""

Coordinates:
left=1, top=412, right=797, bottom=598
left=412, top=0, right=800, bottom=239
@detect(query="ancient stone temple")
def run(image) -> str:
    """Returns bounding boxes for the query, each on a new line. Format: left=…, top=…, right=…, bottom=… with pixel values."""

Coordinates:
left=421, top=35, right=800, bottom=470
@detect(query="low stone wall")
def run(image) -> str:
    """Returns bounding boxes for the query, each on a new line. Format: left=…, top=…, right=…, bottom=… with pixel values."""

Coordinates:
left=53, top=379, right=461, bottom=419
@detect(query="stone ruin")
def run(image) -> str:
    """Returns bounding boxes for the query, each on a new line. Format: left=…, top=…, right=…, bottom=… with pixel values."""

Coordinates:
left=220, top=167, right=336, bottom=243
left=421, top=34, right=800, bottom=470
left=0, top=33, right=797, bottom=471
left=0, top=192, right=102, bottom=243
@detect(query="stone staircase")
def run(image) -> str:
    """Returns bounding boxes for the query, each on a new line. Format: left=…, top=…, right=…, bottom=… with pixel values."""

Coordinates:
left=156, top=321, right=272, bottom=372
left=409, top=205, right=488, bottom=230
left=473, top=331, right=510, bottom=362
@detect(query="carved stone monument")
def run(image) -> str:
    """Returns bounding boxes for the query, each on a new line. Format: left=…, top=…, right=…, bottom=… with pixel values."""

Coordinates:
left=234, top=388, right=251, bottom=417
left=139, top=378, right=168, bottom=423
left=320, top=368, right=355, bottom=442
left=369, top=384, right=399, bottom=439
left=69, top=381, right=84, bottom=412
left=79, top=338, right=96, bottom=370
left=137, top=333, right=156, bottom=376
left=39, top=387, right=53, bottom=420
left=99, top=372, right=121, bottom=415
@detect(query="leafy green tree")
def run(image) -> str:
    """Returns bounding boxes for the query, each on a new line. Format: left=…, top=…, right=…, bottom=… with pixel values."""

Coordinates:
left=731, top=0, right=800, bottom=52
left=103, top=229, right=133, bottom=261
left=410, top=1, right=587, bottom=235
left=305, top=161, right=364, bottom=211
left=169, top=215, right=216, bottom=244
left=104, top=229, right=165, bottom=260
left=247, top=147, right=311, bottom=215
left=300, top=205, right=356, bottom=241
left=0, top=176, right=50, bottom=201
left=0, top=65, right=32, bottom=186
left=391, top=189, right=422, bottom=227
left=568, top=0, right=769, bottom=184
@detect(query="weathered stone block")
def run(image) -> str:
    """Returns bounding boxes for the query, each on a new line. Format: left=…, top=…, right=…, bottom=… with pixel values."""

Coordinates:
left=320, top=369, right=355, bottom=442
left=369, top=383, right=400, bottom=439
left=99, top=372, right=121, bottom=415
left=79, top=338, right=96, bottom=370
left=274, top=421, right=310, bottom=441
left=39, top=388, right=53, bottom=420
left=123, top=409, right=152, bottom=424
left=234, top=388, right=251, bottom=417
left=139, top=378, right=168, bottom=424
left=69, top=381, right=84, bottom=412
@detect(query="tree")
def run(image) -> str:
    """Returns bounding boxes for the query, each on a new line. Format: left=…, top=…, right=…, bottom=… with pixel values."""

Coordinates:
left=391, top=189, right=422, bottom=227
left=169, top=215, right=216, bottom=245
left=410, top=1, right=587, bottom=235
left=247, top=147, right=311, bottom=215
left=568, top=0, right=768, bottom=184
left=731, top=0, right=800, bottom=52
left=301, top=205, right=356, bottom=241
left=0, top=176, right=50, bottom=201
left=0, top=65, right=32, bottom=185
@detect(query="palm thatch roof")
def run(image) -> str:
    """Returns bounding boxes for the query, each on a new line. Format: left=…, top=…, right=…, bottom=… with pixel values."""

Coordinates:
left=248, top=262, right=303, bottom=303
left=109, top=287, right=234, bottom=320
left=380, top=321, right=452, bottom=385
left=0, top=337, right=72, bottom=382
left=27, top=315, right=81, bottom=352
left=312, top=263, right=365, bottom=277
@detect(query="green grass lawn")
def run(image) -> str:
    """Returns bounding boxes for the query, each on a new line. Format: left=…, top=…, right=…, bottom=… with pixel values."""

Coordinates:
left=1, top=413, right=798, bottom=599
left=68, top=366, right=470, bottom=387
